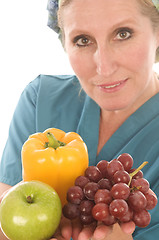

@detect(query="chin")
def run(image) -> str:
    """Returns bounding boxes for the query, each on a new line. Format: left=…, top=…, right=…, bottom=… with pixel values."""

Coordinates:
left=99, top=100, right=132, bottom=112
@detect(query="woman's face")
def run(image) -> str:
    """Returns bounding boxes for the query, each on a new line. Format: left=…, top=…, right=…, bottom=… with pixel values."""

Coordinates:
left=62, top=0, right=159, bottom=112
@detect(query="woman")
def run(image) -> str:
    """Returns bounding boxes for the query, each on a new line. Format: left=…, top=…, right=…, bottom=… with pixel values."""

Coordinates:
left=0, top=0, right=159, bottom=239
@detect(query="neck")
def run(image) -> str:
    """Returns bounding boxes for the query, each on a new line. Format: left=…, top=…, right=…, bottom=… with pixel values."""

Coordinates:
left=101, top=72, right=159, bottom=122
left=97, top=73, right=159, bottom=154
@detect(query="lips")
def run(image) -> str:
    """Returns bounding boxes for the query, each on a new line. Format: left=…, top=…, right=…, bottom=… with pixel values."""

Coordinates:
left=98, top=79, right=128, bottom=91
left=101, top=82, right=121, bottom=89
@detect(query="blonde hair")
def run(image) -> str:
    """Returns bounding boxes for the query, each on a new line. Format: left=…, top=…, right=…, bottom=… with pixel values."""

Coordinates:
left=137, top=0, right=159, bottom=61
left=58, top=0, right=159, bottom=61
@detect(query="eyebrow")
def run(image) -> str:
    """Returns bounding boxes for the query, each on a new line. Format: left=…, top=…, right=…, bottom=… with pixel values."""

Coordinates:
left=110, top=17, right=139, bottom=30
left=68, top=17, right=139, bottom=37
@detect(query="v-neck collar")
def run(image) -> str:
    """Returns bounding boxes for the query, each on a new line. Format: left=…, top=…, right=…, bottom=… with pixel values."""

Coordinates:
left=97, top=92, right=159, bottom=162
left=77, top=93, right=159, bottom=166
left=76, top=95, right=100, bottom=166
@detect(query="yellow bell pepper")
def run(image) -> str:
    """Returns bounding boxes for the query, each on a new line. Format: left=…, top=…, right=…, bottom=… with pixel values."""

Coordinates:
left=22, top=128, right=89, bottom=206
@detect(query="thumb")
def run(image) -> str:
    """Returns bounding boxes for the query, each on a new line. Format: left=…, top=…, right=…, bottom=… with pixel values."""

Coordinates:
left=0, top=189, right=10, bottom=204
left=120, top=221, right=136, bottom=235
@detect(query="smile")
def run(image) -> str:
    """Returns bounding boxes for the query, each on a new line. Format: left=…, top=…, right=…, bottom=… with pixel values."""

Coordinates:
left=98, top=79, right=128, bottom=92
left=102, top=82, right=121, bottom=89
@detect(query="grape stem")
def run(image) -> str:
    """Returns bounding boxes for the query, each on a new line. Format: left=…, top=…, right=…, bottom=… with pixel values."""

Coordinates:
left=128, top=161, right=148, bottom=186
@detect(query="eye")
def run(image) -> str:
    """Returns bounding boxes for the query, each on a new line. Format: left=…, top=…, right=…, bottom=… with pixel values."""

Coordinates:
left=115, top=28, right=133, bottom=41
left=73, top=35, right=93, bottom=47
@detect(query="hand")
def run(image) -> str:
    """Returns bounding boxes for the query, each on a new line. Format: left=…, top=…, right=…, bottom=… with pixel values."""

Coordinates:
left=0, top=189, right=11, bottom=240
left=0, top=181, right=23, bottom=204
left=0, top=190, right=9, bottom=204
left=50, top=189, right=156, bottom=240
left=75, top=188, right=156, bottom=240
left=50, top=215, right=85, bottom=240
left=76, top=221, right=135, bottom=240
left=50, top=217, right=135, bottom=240
left=50, top=215, right=74, bottom=240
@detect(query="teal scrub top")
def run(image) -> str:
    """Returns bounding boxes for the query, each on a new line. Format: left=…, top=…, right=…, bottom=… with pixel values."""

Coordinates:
left=0, top=75, right=159, bottom=239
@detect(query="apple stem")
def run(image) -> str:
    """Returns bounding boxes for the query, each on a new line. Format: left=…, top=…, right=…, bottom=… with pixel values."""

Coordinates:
left=27, top=196, right=33, bottom=204
left=128, top=161, right=148, bottom=186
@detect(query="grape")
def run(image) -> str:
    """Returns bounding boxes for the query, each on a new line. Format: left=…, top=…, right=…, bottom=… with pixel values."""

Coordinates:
left=102, top=213, right=117, bottom=226
left=80, top=200, right=95, bottom=215
left=113, top=170, right=130, bottom=184
left=129, top=168, right=143, bottom=179
left=97, top=160, right=109, bottom=178
left=63, top=202, right=80, bottom=219
left=92, top=203, right=109, bottom=221
left=107, top=159, right=124, bottom=177
left=128, top=191, right=147, bottom=211
left=75, top=175, right=90, bottom=189
left=117, top=153, right=133, bottom=171
left=80, top=214, right=95, bottom=225
left=110, top=183, right=130, bottom=200
left=145, top=192, right=158, bottom=210
left=83, top=182, right=99, bottom=200
left=133, top=209, right=151, bottom=228
left=85, top=166, right=102, bottom=182
left=63, top=153, right=157, bottom=230
left=109, top=199, right=129, bottom=218
left=94, top=189, right=112, bottom=205
left=98, top=178, right=112, bottom=190
left=119, top=207, right=134, bottom=223
left=67, top=186, right=84, bottom=204
left=131, top=178, right=149, bottom=194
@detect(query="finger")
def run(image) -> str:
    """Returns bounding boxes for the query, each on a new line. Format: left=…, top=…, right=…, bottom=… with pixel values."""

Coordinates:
left=78, top=222, right=97, bottom=240
left=51, top=236, right=65, bottom=240
left=0, top=190, right=9, bottom=203
left=78, top=227, right=94, bottom=240
left=51, top=232, right=65, bottom=240
left=120, top=221, right=136, bottom=235
left=60, top=216, right=72, bottom=239
left=92, top=224, right=112, bottom=240
left=51, top=228, right=66, bottom=240
left=71, top=218, right=82, bottom=240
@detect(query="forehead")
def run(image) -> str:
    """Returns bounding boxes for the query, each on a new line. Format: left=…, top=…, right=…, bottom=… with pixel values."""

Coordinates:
left=61, top=0, right=147, bottom=32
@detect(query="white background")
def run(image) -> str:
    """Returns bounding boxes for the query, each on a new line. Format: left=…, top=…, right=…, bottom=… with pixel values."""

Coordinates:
left=0, top=0, right=73, bottom=159
left=0, top=0, right=159, bottom=159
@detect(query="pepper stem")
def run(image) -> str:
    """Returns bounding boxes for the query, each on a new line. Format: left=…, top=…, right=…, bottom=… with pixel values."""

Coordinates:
left=128, top=161, right=148, bottom=186
left=45, top=132, right=66, bottom=149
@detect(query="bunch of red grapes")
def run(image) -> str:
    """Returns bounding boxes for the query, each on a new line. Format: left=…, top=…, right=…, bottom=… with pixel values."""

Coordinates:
left=63, top=153, right=158, bottom=228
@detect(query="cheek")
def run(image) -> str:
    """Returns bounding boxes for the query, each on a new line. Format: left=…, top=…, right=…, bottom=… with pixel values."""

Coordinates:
left=68, top=51, right=95, bottom=80
left=126, top=42, right=155, bottom=72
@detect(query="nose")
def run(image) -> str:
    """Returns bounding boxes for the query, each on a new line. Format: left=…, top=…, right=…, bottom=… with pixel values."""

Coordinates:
left=94, top=44, right=118, bottom=77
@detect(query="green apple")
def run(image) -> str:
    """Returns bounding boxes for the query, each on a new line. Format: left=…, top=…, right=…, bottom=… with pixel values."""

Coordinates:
left=0, top=180, right=62, bottom=240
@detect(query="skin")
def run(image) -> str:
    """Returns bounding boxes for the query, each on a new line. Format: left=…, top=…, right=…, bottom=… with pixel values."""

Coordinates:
left=0, top=0, right=159, bottom=239
left=0, top=183, right=12, bottom=240
left=62, top=0, right=159, bottom=155
left=63, top=0, right=159, bottom=112
left=53, top=0, right=159, bottom=239
left=0, top=184, right=155, bottom=240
